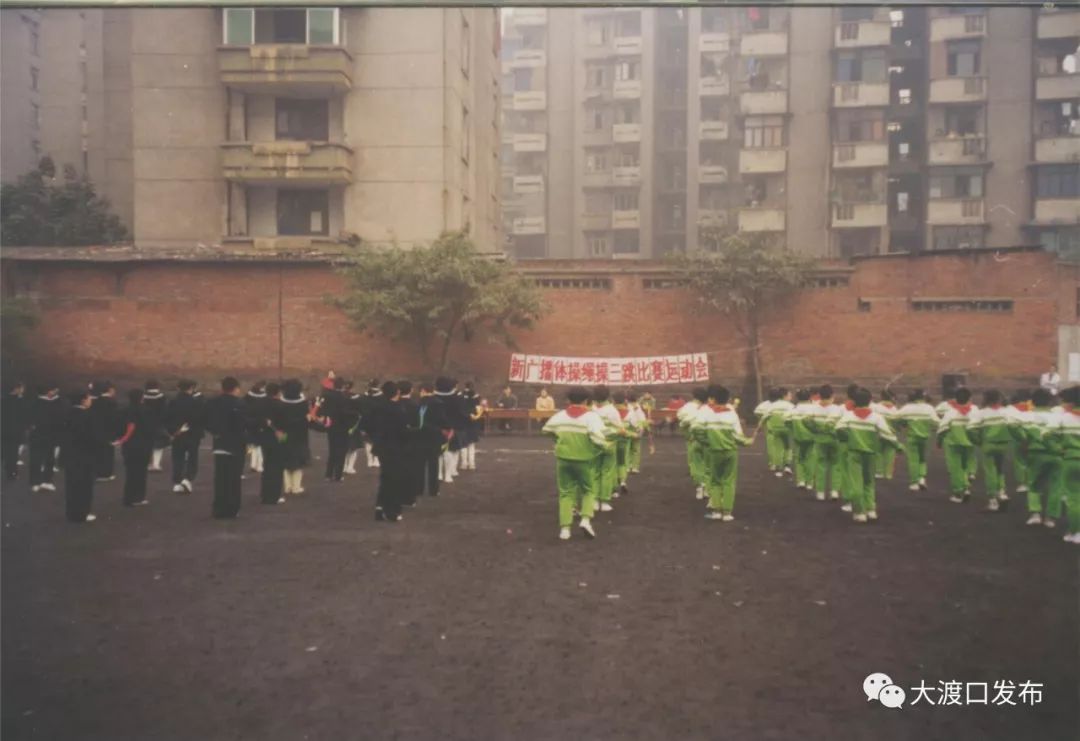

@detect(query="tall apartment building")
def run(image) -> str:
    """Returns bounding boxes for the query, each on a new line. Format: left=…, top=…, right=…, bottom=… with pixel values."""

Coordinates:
left=500, top=5, right=1080, bottom=259
left=0, top=7, right=503, bottom=251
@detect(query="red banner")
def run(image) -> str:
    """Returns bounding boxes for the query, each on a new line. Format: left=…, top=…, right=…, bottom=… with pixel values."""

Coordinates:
left=508, top=353, right=709, bottom=386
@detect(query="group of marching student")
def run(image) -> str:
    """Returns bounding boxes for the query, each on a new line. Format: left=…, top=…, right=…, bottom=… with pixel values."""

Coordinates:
left=0, top=373, right=484, bottom=524
left=742, top=382, right=1080, bottom=543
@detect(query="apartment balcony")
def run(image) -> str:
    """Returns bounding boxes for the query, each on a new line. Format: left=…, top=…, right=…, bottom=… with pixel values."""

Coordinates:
left=218, top=45, right=352, bottom=96
left=512, top=91, right=547, bottom=111
left=928, top=136, right=986, bottom=165
left=509, top=49, right=546, bottom=69
left=1034, top=198, right=1080, bottom=224
left=740, top=89, right=788, bottom=115
left=512, top=133, right=547, bottom=153
left=832, top=142, right=889, bottom=169
left=581, top=213, right=611, bottom=231
left=738, top=207, right=786, bottom=232
left=613, top=166, right=642, bottom=186
left=512, top=216, right=546, bottom=235
left=834, top=20, right=891, bottom=49
left=739, top=31, right=788, bottom=57
left=582, top=128, right=613, bottom=147
left=221, top=141, right=353, bottom=184
left=583, top=43, right=614, bottom=60
left=698, top=209, right=729, bottom=229
left=739, top=148, right=787, bottom=175
left=700, top=32, right=731, bottom=54
left=1037, top=9, right=1080, bottom=39
left=612, top=123, right=642, bottom=143
left=929, top=13, right=986, bottom=42
left=832, top=202, right=887, bottom=228
left=513, top=8, right=547, bottom=26
left=927, top=198, right=986, bottom=225
left=700, top=120, right=729, bottom=141
left=699, top=76, right=731, bottom=97
left=832, top=82, right=890, bottom=108
left=612, top=210, right=641, bottom=230
left=699, top=165, right=729, bottom=184
left=224, top=235, right=344, bottom=251
left=582, top=171, right=612, bottom=189
left=1036, top=74, right=1080, bottom=102
left=613, top=79, right=643, bottom=99
left=613, top=36, right=643, bottom=56
left=928, top=76, right=987, bottom=104
left=1035, top=136, right=1080, bottom=163
left=513, top=175, right=545, bottom=195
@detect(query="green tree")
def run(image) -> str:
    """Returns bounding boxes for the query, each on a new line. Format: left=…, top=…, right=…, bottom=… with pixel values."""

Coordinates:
left=671, top=230, right=812, bottom=405
left=0, top=297, right=39, bottom=378
left=329, top=231, right=547, bottom=373
left=1, top=158, right=128, bottom=246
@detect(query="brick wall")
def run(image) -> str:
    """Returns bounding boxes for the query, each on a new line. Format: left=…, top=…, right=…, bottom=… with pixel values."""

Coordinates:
left=3, top=249, right=1076, bottom=397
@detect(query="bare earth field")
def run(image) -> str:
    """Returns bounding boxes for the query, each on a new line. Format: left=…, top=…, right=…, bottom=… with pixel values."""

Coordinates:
left=2, top=434, right=1077, bottom=741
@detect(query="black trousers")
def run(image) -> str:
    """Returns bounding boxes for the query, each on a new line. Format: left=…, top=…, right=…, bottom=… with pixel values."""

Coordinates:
left=325, top=428, right=350, bottom=481
left=423, top=448, right=441, bottom=497
left=95, top=442, right=115, bottom=479
left=212, top=453, right=243, bottom=519
left=2, top=435, right=21, bottom=479
left=29, top=439, right=56, bottom=486
left=375, top=450, right=405, bottom=518
left=122, top=445, right=151, bottom=505
left=171, top=437, right=200, bottom=485
left=260, top=454, right=284, bottom=504
left=65, top=461, right=95, bottom=522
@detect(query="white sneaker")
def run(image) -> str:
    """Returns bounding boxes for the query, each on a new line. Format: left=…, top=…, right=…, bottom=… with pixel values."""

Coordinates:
left=909, top=483, right=920, bottom=492
left=705, top=511, right=723, bottom=520
left=600, top=502, right=613, bottom=513
left=294, top=488, right=305, bottom=495
left=830, top=490, right=840, bottom=500
left=815, top=491, right=825, bottom=501
left=1043, top=518, right=1056, bottom=529
left=1026, top=513, right=1043, bottom=526
left=874, top=474, right=883, bottom=480
left=695, top=488, right=705, bottom=500
left=722, top=514, right=735, bottom=522
left=841, top=503, right=853, bottom=513
left=559, top=527, right=571, bottom=541
left=867, top=510, right=878, bottom=521
left=783, top=466, right=793, bottom=475
left=987, top=498, right=1000, bottom=512
left=949, top=496, right=963, bottom=503
left=919, top=479, right=928, bottom=490
left=31, top=485, right=40, bottom=492
left=42, top=482, right=56, bottom=491
left=277, top=497, right=286, bottom=504
left=181, top=479, right=193, bottom=493
left=131, top=500, right=149, bottom=507
left=612, top=490, right=620, bottom=499
left=172, top=484, right=184, bottom=493
left=1016, top=485, right=1029, bottom=494
left=853, top=514, right=868, bottom=523
left=84, top=514, right=97, bottom=522
left=998, top=491, right=1009, bottom=501
left=774, top=471, right=783, bottom=478
left=1064, top=533, right=1080, bottom=545
left=579, top=518, right=596, bottom=539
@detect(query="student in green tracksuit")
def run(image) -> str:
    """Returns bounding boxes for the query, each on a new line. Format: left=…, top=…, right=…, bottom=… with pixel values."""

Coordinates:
left=755, top=387, right=792, bottom=478
left=936, top=387, right=977, bottom=503
left=678, top=387, right=708, bottom=500
left=968, top=389, right=1016, bottom=512
left=937, top=389, right=978, bottom=484
left=542, top=386, right=609, bottom=541
left=785, top=388, right=818, bottom=492
left=835, top=387, right=900, bottom=523
left=753, top=389, right=777, bottom=474
left=1022, top=388, right=1063, bottom=529
left=611, top=392, right=640, bottom=497
left=1047, top=385, right=1080, bottom=544
left=625, top=392, right=649, bottom=475
left=811, top=385, right=843, bottom=502
left=894, top=389, right=937, bottom=492
left=690, top=384, right=753, bottom=521
left=1009, top=390, right=1033, bottom=497
left=872, top=390, right=899, bottom=480
left=590, top=385, right=624, bottom=513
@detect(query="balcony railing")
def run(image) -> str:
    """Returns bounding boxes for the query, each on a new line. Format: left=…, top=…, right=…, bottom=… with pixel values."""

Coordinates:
left=512, top=133, right=547, bottom=153
left=513, top=175, right=544, bottom=194
left=926, top=198, right=985, bottom=225
left=218, top=45, right=353, bottom=95
left=699, top=76, right=731, bottom=97
left=1036, top=74, right=1080, bottom=101
left=700, top=32, right=731, bottom=54
left=832, top=202, right=887, bottom=228
left=513, top=8, right=547, bottom=26
left=700, top=120, right=729, bottom=141
left=834, top=20, right=891, bottom=48
left=832, top=141, right=889, bottom=169
left=699, top=165, right=729, bottom=184
left=927, top=136, right=986, bottom=165
left=512, top=216, right=546, bottom=235
left=929, top=14, right=986, bottom=42
left=832, top=81, right=890, bottom=108
left=739, top=31, right=788, bottom=56
left=739, top=148, right=787, bottom=174
left=740, top=89, right=788, bottom=115
left=612, top=166, right=641, bottom=186
left=1034, top=136, right=1080, bottom=163
left=1038, top=9, right=1080, bottom=39
left=513, top=91, right=547, bottom=111
left=509, top=49, right=547, bottom=69
left=928, top=76, right=987, bottom=103
left=613, top=36, right=643, bottom=55
left=612, top=123, right=642, bottom=143
left=1034, top=198, right=1080, bottom=224
left=221, top=141, right=353, bottom=184
left=738, top=207, right=786, bottom=232
left=612, top=210, right=641, bottom=230
left=613, top=79, right=643, bottom=99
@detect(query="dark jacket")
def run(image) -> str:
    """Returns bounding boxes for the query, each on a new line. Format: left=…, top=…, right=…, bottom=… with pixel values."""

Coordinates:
left=63, top=406, right=105, bottom=467
left=242, top=391, right=269, bottom=443
left=415, top=395, right=451, bottom=450
left=28, top=395, right=67, bottom=444
left=2, top=393, right=29, bottom=442
left=142, top=390, right=169, bottom=448
left=90, top=395, right=123, bottom=443
left=205, top=394, right=247, bottom=456
left=371, top=397, right=409, bottom=458
left=271, top=397, right=311, bottom=470
left=166, top=391, right=206, bottom=441
left=119, top=404, right=156, bottom=453
left=356, top=391, right=383, bottom=435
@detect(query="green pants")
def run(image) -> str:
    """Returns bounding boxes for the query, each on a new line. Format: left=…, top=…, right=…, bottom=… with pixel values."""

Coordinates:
left=966, top=446, right=978, bottom=480
left=1063, top=458, right=1080, bottom=534
left=875, top=447, right=897, bottom=479
left=628, top=436, right=642, bottom=472
left=688, top=439, right=706, bottom=485
left=596, top=449, right=617, bottom=503
left=1027, top=453, right=1063, bottom=517
left=904, top=436, right=929, bottom=485
left=837, top=441, right=851, bottom=501
left=704, top=448, right=738, bottom=513
left=766, top=428, right=786, bottom=471
left=981, top=446, right=1008, bottom=500
left=1011, top=442, right=1030, bottom=490
left=846, top=450, right=877, bottom=515
left=615, top=438, right=630, bottom=486
left=794, top=440, right=816, bottom=488
left=556, top=458, right=598, bottom=528
left=944, top=444, right=974, bottom=495
left=813, top=440, right=839, bottom=494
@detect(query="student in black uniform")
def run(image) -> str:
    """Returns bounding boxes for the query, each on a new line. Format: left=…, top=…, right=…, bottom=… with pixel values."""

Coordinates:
left=143, top=380, right=169, bottom=473
left=343, top=380, right=363, bottom=475
left=89, top=381, right=121, bottom=482
left=64, top=388, right=107, bottom=523
left=243, top=381, right=268, bottom=473
left=117, top=389, right=155, bottom=507
left=372, top=381, right=408, bottom=522
left=206, top=377, right=247, bottom=519
left=321, top=377, right=351, bottom=483
left=357, top=379, right=382, bottom=468
left=417, top=381, right=450, bottom=498
left=28, top=383, right=65, bottom=492
left=438, top=379, right=467, bottom=484
left=260, top=382, right=286, bottom=505
left=397, top=380, right=422, bottom=507
left=166, top=380, right=205, bottom=494
left=459, top=381, right=482, bottom=471
left=279, top=379, right=312, bottom=495
left=2, top=381, right=28, bottom=480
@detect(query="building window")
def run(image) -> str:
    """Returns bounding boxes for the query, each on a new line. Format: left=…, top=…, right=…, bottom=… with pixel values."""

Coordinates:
left=929, top=169, right=983, bottom=199
left=615, top=60, right=639, bottom=81
left=512, top=68, right=532, bottom=91
left=460, top=15, right=471, bottom=78
left=587, top=64, right=607, bottom=89
left=643, top=278, right=688, bottom=289
left=224, top=7, right=340, bottom=46
left=836, top=230, right=879, bottom=258
left=275, top=98, right=329, bottom=140
left=834, top=110, right=885, bottom=142
left=808, top=276, right=851, bottom=288
left=1037, top=227, right=1080, bottom=260
left=614, top=191, right=639, bottom=211
left=585, top=150, right=608, bottom=173
left=947, top=40, right=981, bottom=77
left=587, top=234, right=609, bottom=256
left=835, top=49, right=887, bottom=84
left=277, top=189, right=329, bottom=236
left=743, top=116, right=786, bottom=148
left=29, top=66, right=38, bottom=92
left=590, top=110, right=605, bottom=131
left=932, top=226, right=985, bottom=250
left=586, top=23, right=610, bottom=47
left=534, top=278, right=612, bottom=289
left=911, top=299, right=1012, bottom=313
left=613, top=232, right=640, bottom=254
left=1036, top=165, right=1080, bottom=198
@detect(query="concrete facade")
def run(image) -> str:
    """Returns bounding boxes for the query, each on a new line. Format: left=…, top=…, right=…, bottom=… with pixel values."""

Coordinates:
left=500, top=6, right=1080, bottom=261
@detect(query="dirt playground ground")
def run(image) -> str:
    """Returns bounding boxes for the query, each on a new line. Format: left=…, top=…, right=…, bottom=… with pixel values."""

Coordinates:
left=2, top=434, right=1077, bottom=741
